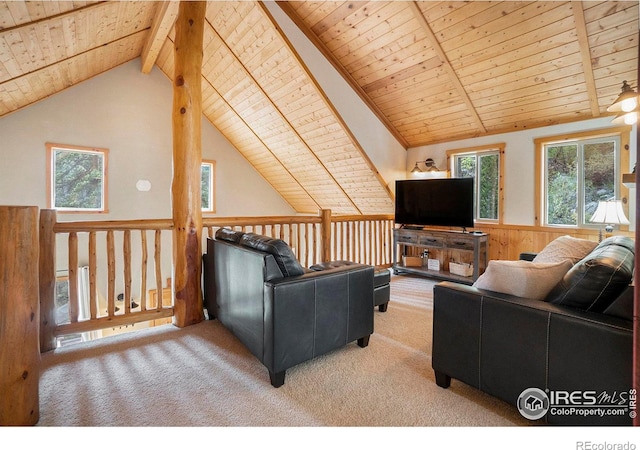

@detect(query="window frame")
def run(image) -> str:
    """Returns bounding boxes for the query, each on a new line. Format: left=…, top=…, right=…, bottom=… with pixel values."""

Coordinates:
left=201, top=160, right=216, bottom=214
left=447, top=143, right=505, bottom=224
left=534, top=126, right=631, bottom=229
left=46, top=143, right=109, bottom=213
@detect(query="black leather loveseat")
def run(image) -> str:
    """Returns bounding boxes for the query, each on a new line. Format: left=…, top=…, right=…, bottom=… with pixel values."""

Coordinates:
left=203, top=228, right=374, bottom=387
left=431, top=236, right=634, bottom=425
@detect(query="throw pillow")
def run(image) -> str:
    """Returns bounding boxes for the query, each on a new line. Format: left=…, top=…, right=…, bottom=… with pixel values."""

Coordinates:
left=472, top=259, right=573, bottom=301
left=545, top=236, right=634, bottom=313
left=532, top=235, right=597, bottom=265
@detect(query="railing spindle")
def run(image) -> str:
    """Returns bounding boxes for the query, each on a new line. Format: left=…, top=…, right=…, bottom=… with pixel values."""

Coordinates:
left=89, top=231, right=97, bottom=319
left=123, top=230, right=132, bottom=314
left=107, top=230, right=116, bottom=317
left=140, top=230, right=148, bottom=311
left=68, top=232, right=79, bottom=323
left=155, top=229, right=163, bottom=312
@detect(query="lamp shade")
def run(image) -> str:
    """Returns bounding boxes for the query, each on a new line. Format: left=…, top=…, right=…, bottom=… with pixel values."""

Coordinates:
left=589, top=200, right=630, bottom=225
left=607, top=81, right=638, bottom=113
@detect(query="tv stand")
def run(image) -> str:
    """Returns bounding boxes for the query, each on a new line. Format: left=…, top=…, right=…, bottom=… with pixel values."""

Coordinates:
left=401, top=225, right=424, bottom=230
left=392, top=228, right=488, bottom=284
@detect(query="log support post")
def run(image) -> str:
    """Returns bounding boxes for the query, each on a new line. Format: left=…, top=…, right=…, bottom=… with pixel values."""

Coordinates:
left=0, top=206, right=40, bottom=425
left=171, top=1, right=206, bottom=328
left=320, top=209, right=332, bottom=262
left=39, top=209, right=57, bottom=352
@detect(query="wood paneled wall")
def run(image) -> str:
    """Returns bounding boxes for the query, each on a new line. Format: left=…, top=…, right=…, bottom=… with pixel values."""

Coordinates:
left=475, top=223, right=633, bottom=261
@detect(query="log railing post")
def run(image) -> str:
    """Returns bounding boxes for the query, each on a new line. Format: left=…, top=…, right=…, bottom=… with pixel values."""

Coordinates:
left=0, top=206, right=40, bottom=425
left=171, top=1, right=206, bottom=327
left=39, top=209, right=57, bottom=352
left=320, top=209, right=332, bottom=262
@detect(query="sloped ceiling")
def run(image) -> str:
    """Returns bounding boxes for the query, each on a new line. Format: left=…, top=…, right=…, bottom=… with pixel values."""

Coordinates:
left=0, top=1, right=638, bottom=215
left=279, top=1, right=639, bottom=147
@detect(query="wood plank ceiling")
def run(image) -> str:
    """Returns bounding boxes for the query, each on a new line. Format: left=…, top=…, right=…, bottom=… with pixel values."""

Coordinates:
left=0, top=1, right=638, bottom=215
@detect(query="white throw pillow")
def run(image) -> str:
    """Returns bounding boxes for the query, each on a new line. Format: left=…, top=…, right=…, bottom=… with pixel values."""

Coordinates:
left=472, top=259, right=573, bottom=301
left=532, top=235, right=597, bottom=265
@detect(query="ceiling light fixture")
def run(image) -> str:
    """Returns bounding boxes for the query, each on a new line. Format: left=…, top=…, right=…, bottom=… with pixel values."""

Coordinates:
left=607, top=81, right=638, bottom=113
left=611, top=108, right=639, bottom=125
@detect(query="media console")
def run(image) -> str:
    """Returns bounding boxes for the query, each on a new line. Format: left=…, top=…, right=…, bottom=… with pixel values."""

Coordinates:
left=392, top=228, right=488, bottom=285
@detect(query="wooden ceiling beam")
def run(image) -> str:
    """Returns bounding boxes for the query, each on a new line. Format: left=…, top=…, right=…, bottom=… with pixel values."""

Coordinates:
left=571, top=1, right=601, bottom=117
left=408, top=1, right=486, bottom=135
left=141, top=1, right=179, bottom=74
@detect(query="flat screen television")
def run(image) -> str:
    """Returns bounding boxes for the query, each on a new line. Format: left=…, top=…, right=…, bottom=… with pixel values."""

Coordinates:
left=395, top=178, right=474, bottom=229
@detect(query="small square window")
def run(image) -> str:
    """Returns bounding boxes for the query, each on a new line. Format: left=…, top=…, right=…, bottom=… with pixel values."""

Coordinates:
left=47, top=143, right=108, bottom=213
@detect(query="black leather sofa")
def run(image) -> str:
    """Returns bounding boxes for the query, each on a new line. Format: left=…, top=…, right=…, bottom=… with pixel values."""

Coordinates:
left=203, top=229, right=374, bottom=387
left=432, top=236, right=635, bottom=425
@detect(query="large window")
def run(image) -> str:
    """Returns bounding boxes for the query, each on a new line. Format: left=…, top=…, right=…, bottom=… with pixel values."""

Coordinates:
left=47, top=143, right=108, bottom=213
left=535, top=127, right=630, bottom=228
left=201, top=160, right=216, bottom=213
left=448, top=144, right=504, bottom=222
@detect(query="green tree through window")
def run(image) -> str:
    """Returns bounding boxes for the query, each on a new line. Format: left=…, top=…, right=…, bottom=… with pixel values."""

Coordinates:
left=452, top=147, right=502, bottom=222
left=201, top=160, right=215, bottom=212
left=544, top=138, right=616, bottom=226
left=48, top=144, right=107, bottom=212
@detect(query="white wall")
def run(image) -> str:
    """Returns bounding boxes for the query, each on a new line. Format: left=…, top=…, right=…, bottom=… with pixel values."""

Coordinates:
left=408, top=118, right=637, bottom=227
left=0, top=59, right=296, bottom=220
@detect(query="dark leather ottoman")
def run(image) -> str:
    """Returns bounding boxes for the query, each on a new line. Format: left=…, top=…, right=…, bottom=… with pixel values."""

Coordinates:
left=310, top=261, right=390, bottom=312
left=374, top=268, right=390, bottom=312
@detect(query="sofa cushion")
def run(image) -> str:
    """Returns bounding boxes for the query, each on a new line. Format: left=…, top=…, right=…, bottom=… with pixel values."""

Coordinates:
left=472, top=259, right=573, bottom=301
left=545, top=236, right=634, bottom=313
left=215, top=228, right=245, bottom=243
left=532, top=235, right=597, bottom=265
left=602, top=286, right=634, bottom=321
left=239, top=233, right=305, bottom=277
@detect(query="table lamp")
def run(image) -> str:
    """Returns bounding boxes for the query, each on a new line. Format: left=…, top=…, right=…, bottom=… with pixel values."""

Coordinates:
left=589, top=199, right=630, bottom=242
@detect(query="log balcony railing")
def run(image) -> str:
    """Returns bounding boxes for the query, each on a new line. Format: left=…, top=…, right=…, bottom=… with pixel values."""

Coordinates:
left=38, top=208, right=395, bottom=352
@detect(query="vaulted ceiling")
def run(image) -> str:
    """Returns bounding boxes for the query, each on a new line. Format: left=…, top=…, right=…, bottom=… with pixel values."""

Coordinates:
left=1, top=1, right=638, bottom=215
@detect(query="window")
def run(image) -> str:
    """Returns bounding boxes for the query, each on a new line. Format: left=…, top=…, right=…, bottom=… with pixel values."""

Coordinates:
left=448, top=144, right=504, bottom=222
left=47, top=143, right=108, bottom=213
left=535, top=127, right=630, bottom=228
left=201, top=160, right=216, bottom=213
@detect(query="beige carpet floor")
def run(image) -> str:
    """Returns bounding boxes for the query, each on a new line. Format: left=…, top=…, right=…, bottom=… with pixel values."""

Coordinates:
left=36, top=274, right=531, bottom=428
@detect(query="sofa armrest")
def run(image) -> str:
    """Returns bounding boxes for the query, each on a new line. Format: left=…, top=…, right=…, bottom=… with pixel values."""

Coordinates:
left=263, top=264, right=374, bottom=374
left=519, top=252, right=537, bottom=261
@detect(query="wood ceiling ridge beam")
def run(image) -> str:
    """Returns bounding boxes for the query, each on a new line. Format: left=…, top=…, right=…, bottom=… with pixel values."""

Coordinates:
left=140, top=0, right=179, bottom=74
left=206, top=6, right=363, bottom=215
left=408, top=1, right=486, bottom=135
left=199, top=67, right=321, bottom=214
left=0, top=1, right=108, bottom=34
left=0, top=28, right=148, bottom=86
left=571, top=1, right=601, bottom=117
left=275, top=0, right=409, bottom=150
